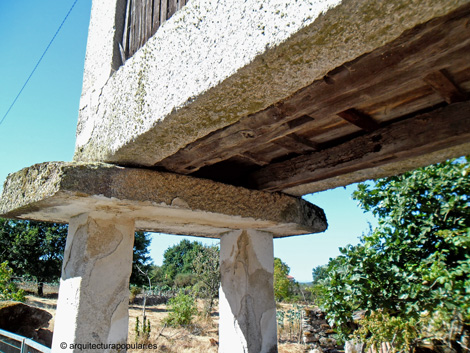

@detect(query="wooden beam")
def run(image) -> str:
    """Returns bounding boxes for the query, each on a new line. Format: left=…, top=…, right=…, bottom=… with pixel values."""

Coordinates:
left=424, top=69, right=468, bottom=103
left=337, top=108, right=379, bottom=132
left=249, top=101, right=470, bottom=192
left=239, top=152, right=270, bottom=166
left=272, top=133, right=320, bottom=153
left=157, top=7, right=470, bottom=174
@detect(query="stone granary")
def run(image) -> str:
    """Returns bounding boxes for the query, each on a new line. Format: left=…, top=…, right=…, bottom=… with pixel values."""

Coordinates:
left=1, top=0, right=470, bottom=351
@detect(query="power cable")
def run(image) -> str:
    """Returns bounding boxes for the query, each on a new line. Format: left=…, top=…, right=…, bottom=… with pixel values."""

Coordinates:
left=0, top=0, right=80, bottom=127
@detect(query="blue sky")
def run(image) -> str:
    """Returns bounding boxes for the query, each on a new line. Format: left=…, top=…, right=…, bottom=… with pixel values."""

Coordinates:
left=0, top=0, right=376, bottom=282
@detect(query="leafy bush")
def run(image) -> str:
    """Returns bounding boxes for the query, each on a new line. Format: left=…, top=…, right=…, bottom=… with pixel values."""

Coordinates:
left=164, top=291, right=197, bottom=327
left=317, top=158, right=470, bottom=351
left=0, top=261, right=25, bottom=302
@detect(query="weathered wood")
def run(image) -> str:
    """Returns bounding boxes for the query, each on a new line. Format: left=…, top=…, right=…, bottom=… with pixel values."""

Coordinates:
left=122, top=0, right=131, bottom=58
left=272, top=133, right=319, bottom=153
left=337, top=108, right=379, bottom=132
left=121, top=0, right=188, bottom=61
left=424, top=69, right=468, bottom=103
left=168, top=0, right=177, bottom=19
left=145, top=0, right=153, bottom=46
left=239, top=152, right=271, bottom=166
left=249, top=101, right=470, bottom=192
left=156, top=5, right=470, bottom=175
left=160, top=0, right=168, bottom=24
left=152, top=0, right=161, bottom=35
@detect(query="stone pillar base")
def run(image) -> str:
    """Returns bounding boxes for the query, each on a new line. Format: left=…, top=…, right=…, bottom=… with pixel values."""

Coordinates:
left=51, top=213, right=135, bottom=353
left=219, top=230, right=278, bottom=353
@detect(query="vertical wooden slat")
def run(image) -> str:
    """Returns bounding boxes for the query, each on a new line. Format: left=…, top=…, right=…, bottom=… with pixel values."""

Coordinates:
left=168, top=0, right=177, bottom=19
left=145, top=0, right=152, bottom=45
left=129, top=0, right=136, bottom=56
left=152, top=0, right=161, bottom=35
left=122, top=0, right=131, bottom=56
left=160, top=0, right=168, bottom=25
left=138, top=0, right=143, bottom=49
left=122, top=0, right=190, bottom=62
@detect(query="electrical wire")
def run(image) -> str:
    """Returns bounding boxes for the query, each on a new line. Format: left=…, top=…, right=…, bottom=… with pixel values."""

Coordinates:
left=0, top=0, right=80, bottom=127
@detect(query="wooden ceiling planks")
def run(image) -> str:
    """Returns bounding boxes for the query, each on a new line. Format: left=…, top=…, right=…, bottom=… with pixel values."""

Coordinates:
left=249, top=101, right=470, bottom=192
left=156, top=4, right=470, bottom=193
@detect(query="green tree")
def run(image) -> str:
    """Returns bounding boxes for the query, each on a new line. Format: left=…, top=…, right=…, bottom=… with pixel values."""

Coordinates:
left=0, top=219, right=153, bottom=291
left=312, top=265, right=328, bottom=285
left=0, top=261, right=25, bottom=302
left=274, top=257, right=292, bottom=302
left=319, top=158, right=470, bottom=352
left=130, top=231, right=154, bottom=286
left=0, top=219, right=67, bottom=294
left=193, top=245, right=220, bottom=313
left=161, top=240, right=205, bottom=287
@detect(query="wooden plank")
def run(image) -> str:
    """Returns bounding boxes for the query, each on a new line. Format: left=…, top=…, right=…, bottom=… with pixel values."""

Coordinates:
left=337, top=108, right=379, bottom=132
left=129, top=0, right=136, bottom=56
left=145, top=0, right=153, bottom=45
left=272, top=134, right=320, bottom=153
left=168, top=0, right=177, bottom=19
left=160, top=0, right=168, bottom=24
left=177, top=0, right=184, bottom=10
left=138, top=0, right=144, bottom=48
left=152, top=0, right=161, bottom=35
left=424, top=69, right=468, bottom=103
left=122, top=0, right=131, bottom=59
left=249, top=101, right=470, bottom=192
left=157, top=6, right=470, bottom=174
left=239, top=152, right=271, bottom=166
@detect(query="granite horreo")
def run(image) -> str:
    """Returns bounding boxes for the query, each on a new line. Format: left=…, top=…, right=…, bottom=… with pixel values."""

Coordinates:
left=1, top=0, right=469, bottom=351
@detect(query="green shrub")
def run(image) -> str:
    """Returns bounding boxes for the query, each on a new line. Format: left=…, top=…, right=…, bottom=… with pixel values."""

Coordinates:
left=0, top=261, right=25, bottom=302
left=129, top=285, right=142, bottom=303
left=135, top=316, right=151, bottom=342
left=164, top=291, right=197, bottom=327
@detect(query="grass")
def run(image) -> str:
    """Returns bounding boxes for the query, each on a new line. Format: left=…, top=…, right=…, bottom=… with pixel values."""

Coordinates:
left=25, top=293, right=308, bottom=353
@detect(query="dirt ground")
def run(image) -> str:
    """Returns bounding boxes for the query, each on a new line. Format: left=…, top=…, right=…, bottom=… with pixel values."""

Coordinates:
left=25, top=296, right=306, bottom=353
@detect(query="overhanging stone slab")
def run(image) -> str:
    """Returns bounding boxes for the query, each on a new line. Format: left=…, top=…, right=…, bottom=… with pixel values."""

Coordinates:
left=0, top=162, right=327, bottom=238
left=74, top=0, right=468, bottom=166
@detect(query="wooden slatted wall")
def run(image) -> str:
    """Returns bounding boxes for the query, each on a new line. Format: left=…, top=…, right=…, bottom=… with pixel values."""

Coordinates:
left=120, top=0, right=188, bottom=63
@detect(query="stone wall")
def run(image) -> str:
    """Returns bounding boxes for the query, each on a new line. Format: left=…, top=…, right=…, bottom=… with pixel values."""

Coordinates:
left=303, top=307, right=342, bottom=353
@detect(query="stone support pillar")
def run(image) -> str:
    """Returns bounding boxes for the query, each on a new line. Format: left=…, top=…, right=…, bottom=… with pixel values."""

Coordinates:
left=219, top=229, right=278, bottom=353
left=51, top=213, right=135, bottom=353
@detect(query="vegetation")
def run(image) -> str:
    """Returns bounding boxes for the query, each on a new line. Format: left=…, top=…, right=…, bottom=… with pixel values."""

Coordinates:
left=135, top=315, right=151, bottom=343
left=315, top=158, right=470, bottom=353
left=192, top=245, right=220, bottom=314
left=160, top=240, right=206, bottom=287
left=130, top=232, right=154, bottom=286
left=274, top=257, right=292, bottom=301
left=277, top=303, right=305, bottom=343
left=0, top=219, right=67, bottom=295
left=0, top=219, right=153, bottom=292
left=0, top=261, right=25, bottom=302
left=164, top=291, right=198, bottom=327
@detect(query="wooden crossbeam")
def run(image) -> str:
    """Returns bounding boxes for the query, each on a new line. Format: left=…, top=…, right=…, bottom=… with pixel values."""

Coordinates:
left=337, top=108, right=379, bottom=132
left=249, top=101, right=470, bottom=193
left=272, top=134, right=320, bottom=153
left=424, top=69, right=468, bottom=104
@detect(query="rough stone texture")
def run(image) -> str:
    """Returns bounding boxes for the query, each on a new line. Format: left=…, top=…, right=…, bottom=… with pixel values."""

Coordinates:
left=302, top=307, right=339, bottom=351
left=0, top=162, right=327, bottom=238
left=81, top=0, right=126, bottom=96
left=219, top=230, right=278, bottom=353
left=51, top=214, right=135, bottom=353
left=0, top=301, right=53, bottom=347
left=73, top=0, right=468, bottom=167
